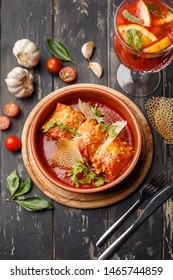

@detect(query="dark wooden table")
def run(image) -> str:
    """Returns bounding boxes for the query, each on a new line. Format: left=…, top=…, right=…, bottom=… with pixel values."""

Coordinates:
left=0, top=0, right=173, bottom=260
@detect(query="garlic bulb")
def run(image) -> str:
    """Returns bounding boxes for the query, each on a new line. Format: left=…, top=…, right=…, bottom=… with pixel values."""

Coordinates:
left=81, top=41, right=95, bottom=60
left=88, top=62, right=103, bottom=78
left=5, top=67, right=34, bottom=98
left=13, top=39, right=40, bottom=68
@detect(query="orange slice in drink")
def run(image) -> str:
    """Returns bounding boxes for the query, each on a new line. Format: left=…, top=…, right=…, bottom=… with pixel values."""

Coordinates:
left=143, top=36, right=172, bottom=53
left=118, top=24, right=158, bottom=49
left=153, top=12, right=173, bottom=26
left=136, top=0, right=151, bottom=27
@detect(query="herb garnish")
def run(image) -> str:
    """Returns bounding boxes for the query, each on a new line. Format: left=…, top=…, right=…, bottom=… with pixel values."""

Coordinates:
left=122, top=10, right=140, bottom=23
left=69, top=160, right=105, bottom=187
left=6, top=170, right=54, bottom=211
left=43, top=120, right=80, bottom=135
left=147, top=4, right=166, bottom=18
left=44, top=39, right=75, bottom=64
left=90, top=105, right=123, bottom=137
left=126, top=29, right=143, bottom=50
left=90, top=106, right=107, bottom=132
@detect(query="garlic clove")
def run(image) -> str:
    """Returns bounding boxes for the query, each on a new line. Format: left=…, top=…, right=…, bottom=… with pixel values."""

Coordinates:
left=81, top=41, right=95, bottom=60
left=88, top=62, right=103, bottom=78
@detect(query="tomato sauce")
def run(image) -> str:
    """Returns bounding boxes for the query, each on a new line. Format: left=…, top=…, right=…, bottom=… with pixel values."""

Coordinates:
left=37, top=98, right=134, bottom=188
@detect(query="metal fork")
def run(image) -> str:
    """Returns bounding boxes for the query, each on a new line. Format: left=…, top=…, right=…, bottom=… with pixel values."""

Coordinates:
left=96, top=173, right=167, bottom=247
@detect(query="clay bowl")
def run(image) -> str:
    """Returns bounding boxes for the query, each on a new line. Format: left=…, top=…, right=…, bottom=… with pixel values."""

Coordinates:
left=29, top=84, right=142, bottom=194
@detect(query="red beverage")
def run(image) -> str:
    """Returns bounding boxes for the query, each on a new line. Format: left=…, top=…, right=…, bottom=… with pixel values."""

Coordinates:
left=114, top=0, right=173, bottom=72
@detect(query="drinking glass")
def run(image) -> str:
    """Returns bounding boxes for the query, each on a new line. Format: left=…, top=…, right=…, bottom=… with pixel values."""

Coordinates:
left=114, top=0, right=173, bottom=97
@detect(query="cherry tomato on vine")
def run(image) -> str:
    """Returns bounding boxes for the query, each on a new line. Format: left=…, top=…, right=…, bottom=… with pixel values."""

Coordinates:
left=4, top=136, right=22, bottom=152
left=46, top=57, right=63, bottom=74
left=4, top=102, right=20, bottom=117
left=59, top=66, right=77, bottom=82
left=0, top=116, right=10, bottom=130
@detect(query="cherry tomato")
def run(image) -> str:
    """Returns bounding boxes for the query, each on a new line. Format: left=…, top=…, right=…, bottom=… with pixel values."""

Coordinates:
left=4, top=102, right=20, bottom=117
left=4, top=136, right=22, bottom=152
left=0, top=116, right=10, bottom=130
left=59, top=66, right=77, bottom=82
left=46, top=57, right=63, bottom=74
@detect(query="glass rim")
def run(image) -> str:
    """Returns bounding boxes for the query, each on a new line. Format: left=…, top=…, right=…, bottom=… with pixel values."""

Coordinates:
left=114, top=0, right=173, bottom=56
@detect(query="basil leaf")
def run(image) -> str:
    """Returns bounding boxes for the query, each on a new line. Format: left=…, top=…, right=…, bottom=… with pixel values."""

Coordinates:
left=126, top=29, right=142, bottom=50
left=13, top=178, right=32, bottom=197
left=45, top=39, right=75, bottom=64
left=122, top=10, right=140, bottom=23
left=6, top=170, right=19, bottom=197
left=147, top=4, right=166, bottom=18
left=15, top=197, right=54, bottom=212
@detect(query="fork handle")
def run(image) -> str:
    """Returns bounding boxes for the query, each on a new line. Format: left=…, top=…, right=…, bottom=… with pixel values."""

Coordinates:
left=96, top=198, right=141, bottom=247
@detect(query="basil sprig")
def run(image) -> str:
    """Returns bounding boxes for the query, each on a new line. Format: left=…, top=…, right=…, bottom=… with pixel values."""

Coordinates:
left=45, top=39, right=75, bottom=64
left=6, top=170, right=53, bottom=211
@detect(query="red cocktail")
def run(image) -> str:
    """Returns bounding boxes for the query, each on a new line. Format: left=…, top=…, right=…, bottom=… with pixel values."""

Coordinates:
left=114, top=0, right=173, bottom=96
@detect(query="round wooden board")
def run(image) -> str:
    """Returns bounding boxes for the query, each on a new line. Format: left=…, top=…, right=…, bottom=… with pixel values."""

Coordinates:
left=22, top=84, right=153, bottom=209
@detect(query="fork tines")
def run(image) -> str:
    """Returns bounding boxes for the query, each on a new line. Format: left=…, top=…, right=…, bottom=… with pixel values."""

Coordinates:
left=148, top=173, right=167, bottom=190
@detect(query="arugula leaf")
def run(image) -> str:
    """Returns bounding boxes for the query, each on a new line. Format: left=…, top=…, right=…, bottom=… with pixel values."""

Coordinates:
left=108, top=124, right=118, bottom=138
left=90, top=105, right=126, bottom=138
left=122, top=10, right=140, bottom=23
left=43, top=120, right=79, bottom=135
left=90, top=106, right=107, bottom=132
left=79, top=171, right=96, bottom=184
left=125, top=29, right=143, bottom=50
left=69, top=161, right=88, bottom=187
left=43, top=120, right=57, bottom=132
left=44, top=39, right=75, bottom=64
left=69, top=161, right=105, bottom=187
left=56, top=121, right=79, bottom=135
left=6, top=170, right=19, bottom=197
left=91, top=106, right=104, bottom=121
left=95, top=176, right=105, bottom=187
left=147, top=4, right=166, bottom=18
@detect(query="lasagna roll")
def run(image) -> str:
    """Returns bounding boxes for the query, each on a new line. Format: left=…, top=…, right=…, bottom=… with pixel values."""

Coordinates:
left=41, top=102, right=85, bottom=141
left=74, top=118, right=108, bottom=162
left=92, top=137, right=134, bottom=181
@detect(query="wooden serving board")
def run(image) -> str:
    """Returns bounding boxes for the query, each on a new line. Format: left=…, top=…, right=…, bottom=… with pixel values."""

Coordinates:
left=22, top=84, right=153, bottom=209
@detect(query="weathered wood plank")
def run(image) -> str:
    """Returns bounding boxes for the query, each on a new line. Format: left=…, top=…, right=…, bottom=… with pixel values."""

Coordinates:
left=163, top=62, right=173, bottom=260
left=0, top=0, right=53, bottom=260
left=0, top=0, right=173, bottom=261
left=52, top=0, right=108, bottom=260
left=106, top=0, right=170, bottom=260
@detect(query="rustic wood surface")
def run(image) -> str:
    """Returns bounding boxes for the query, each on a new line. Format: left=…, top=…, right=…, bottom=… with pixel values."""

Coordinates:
left=0, top=0, right=173, bottom=260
